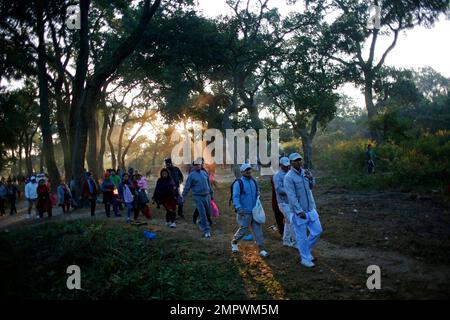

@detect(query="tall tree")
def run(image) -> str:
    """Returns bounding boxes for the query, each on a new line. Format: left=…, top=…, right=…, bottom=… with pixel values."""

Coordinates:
left=70, top=0, right=161, bottom=194
left=36, top=0, right=61, bottom=190
left=264, top=28, right=341, bottom=168
left=312, top=0, right=449, bottom=141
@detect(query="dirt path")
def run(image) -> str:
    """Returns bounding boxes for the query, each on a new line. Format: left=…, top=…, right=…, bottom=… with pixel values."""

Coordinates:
left=316, top=239, right=449, bottom=285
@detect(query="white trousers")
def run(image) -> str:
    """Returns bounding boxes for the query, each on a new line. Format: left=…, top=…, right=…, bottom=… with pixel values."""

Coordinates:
left=278, top=203, right=296, bottom=246
left=292, top=209, right=323, bottom=263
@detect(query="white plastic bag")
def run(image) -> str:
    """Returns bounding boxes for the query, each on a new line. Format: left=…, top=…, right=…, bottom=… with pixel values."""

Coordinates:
left=252, top=196, right=266, bottom=224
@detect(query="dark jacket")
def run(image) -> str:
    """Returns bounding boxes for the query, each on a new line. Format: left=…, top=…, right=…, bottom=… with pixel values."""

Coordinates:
left=166, top=166, right=184, bottom=187
left=6, top=185, right=20, bottom=200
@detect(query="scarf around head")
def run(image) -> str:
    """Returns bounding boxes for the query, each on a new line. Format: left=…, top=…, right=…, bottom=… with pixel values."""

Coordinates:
left=154, top=169, right=176, bottom=199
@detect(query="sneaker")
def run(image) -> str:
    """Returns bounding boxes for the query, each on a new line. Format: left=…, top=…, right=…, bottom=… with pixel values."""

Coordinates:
left=26, top=214, right=31, bottom=219
left=204, top=232, right=211, bottom=238
left=35, top=215, right=40, bottom=220
left=283, top=242, right=291, bottom=247
left=231, top=242, right=238, bottom=253
left=126, top=218, right=131, bottom=223
left=259, top=250, right=269, bottom=258
left=169, top=222, right=176, bottom=228
left=301, top=260, right=315, bottom=268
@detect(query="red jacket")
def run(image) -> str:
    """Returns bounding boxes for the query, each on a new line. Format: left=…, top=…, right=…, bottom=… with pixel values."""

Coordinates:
left=82, top=178, right=98, bottom=198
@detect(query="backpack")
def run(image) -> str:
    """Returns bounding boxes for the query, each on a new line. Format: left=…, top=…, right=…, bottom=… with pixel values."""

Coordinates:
left=229, top=177, right=259, bottom=209
left=87, top=178, right=98, bottom=196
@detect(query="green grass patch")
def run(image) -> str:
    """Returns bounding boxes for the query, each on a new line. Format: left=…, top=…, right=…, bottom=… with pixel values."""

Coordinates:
left=0, top=220, right=247, bottom=299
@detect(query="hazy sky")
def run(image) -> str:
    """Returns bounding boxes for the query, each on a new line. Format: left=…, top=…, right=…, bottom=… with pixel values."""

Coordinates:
left=196, top=0, right=450, bottom=106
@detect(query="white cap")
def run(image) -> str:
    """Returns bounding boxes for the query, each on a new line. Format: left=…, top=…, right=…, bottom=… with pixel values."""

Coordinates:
left=289, top=153, right=303, bottom=161
left=193, top=157, right=203, bottom=165
left=240, top=163, right=252, bottom=172
left=279, top=157, right=290, bottom=167
left=30, top=176, right=36, bottom=180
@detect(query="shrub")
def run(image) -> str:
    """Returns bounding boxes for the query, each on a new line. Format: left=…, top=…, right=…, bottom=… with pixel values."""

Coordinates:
left=315, top=138, right=373, bottom=174
left=314, top=130, right=450, bottom=190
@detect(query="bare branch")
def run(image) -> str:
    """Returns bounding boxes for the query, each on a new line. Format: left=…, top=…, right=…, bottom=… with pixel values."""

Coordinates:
left=375, top=24, right=401, bottom=71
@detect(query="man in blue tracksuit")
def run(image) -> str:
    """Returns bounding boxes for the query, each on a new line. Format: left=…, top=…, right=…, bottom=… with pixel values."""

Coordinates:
left=231, top=163, right=268, bottom=258
left=274, top=157, right=296, bottom=248
left=284, top=153, right=322, bottom=268
left=181, top=158, right=214, bottom=238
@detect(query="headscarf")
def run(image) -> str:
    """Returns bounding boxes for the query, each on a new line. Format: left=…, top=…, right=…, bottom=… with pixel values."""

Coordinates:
left=153, top=168, right=177, bottom=201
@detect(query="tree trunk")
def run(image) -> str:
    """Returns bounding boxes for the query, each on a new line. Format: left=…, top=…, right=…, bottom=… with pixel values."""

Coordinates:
left=36, top=2, right=60, bottom=192
left=71, top=0, right=161, bottom=195
left=87, top=105, right=99, bottom=179
left=297, top=116, right=318, bottom=170
left=25, top=134, right=33, bottom=176
left=55, top=96, right=72, bottom=179
left=39, top=143, right=44, bottom=173
left=49, top=20, right=72, bottom=180
left=107, top=111, right=117, bottom=170
left=222, top=84, right=242, bottom=178
left=69, top=0, right=91, bottom=150
left=117, top=120, right=126, bottom=171
left=120, top=111, right=152, bottom=170
left=364, top=73, right=380, bottom=142
left=18, top=144, right=23, bottom=177
left=25, top=149, right=33, bottom=176
left=150, top=135, right=161, bottom=170
left=10, top=148, right=17, bottom=176
left=98, top=105, right=109, bottom=174
left=301, top=135, right=313, bottom=170
left=72, top=86, right=98, bottom=185
left=223, top=107, right=240, bottom=178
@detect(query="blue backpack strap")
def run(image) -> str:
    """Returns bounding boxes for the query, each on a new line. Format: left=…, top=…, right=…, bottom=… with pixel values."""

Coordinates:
left=238, top=178, right=244, bottom=194
left=229, top=179, right=237, bottom=205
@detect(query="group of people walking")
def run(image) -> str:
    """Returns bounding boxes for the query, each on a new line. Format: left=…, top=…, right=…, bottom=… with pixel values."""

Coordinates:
left=1, top=151, right=322, bottom=268
left=0, top=178, right=21, bottom=216
left=231, top=152, right=323, bottom=268
left=21, top=175, right=57, bottom=219
left=80, top=168, right=152, bottom=223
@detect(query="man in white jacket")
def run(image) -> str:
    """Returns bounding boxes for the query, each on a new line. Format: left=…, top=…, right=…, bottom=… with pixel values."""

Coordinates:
left=284, top=153, right=323, bottom=268
left=274, top=157, right=296, bottom=248
left=25, top=176, right=38, bottom=219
